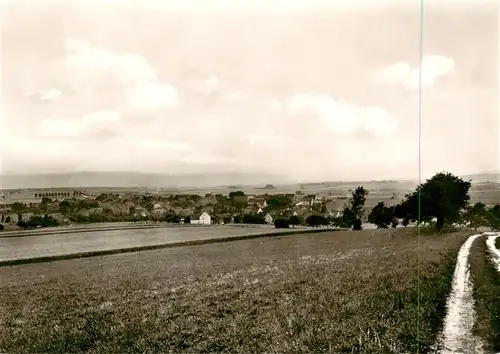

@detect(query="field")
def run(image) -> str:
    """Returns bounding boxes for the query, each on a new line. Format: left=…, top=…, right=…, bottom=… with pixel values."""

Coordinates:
left=469, top=235, right=500, bottom=352
left=0, top=228, right=472, bottom=353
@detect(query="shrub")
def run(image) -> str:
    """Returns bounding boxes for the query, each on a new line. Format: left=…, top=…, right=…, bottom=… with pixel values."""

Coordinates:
left=352, top=219, right=362, bottom=230
left=274, top=218, right=290, bottom=229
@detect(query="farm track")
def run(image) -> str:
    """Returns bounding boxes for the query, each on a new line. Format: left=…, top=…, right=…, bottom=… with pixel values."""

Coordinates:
left=439, top=231, right=500, bottom=354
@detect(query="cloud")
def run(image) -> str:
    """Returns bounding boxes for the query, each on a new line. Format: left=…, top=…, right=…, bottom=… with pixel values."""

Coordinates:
left=27, top=88, right=63, bottom=101
left=371, top=54, right=455, bottom=91
left=64, top=39, right=179, bottom=115
left=282, top=94, right=397, bottom=135
left=40, top=110, right=122, bottom=139
left=40, top=89, right=62, bottom=101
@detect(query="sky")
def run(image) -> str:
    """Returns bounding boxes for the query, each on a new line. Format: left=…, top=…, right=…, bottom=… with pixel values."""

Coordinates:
left=0, top=0, right=498, bottom=182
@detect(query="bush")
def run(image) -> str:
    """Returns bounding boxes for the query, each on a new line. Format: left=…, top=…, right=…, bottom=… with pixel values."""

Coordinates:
left=289, top=215, right=302, bottom=227
left=0, top=224, right=4, bottom=231
left=353, top=219, right=362, bottom=230
left=391, top=218, right=399, bottom=228
left=243, top=213, right=266, bottom=224
left=274, top=218, right=290, bottom=229
left=305, top=214, right=328, bottom=227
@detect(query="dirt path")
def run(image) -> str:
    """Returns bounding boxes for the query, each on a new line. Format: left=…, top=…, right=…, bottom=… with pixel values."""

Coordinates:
left=437, top=233, right=484, bottom=354
left=485, top=232, right=500, bottom=272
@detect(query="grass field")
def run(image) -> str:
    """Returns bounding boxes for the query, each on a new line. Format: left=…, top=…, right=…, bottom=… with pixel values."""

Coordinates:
left=0, top=228, right=471, bottom=353
left=469, top=234, right=500, bottom=352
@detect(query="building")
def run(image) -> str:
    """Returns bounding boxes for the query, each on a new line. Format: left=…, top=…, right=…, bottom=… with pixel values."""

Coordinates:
left=190, top=212, right=211, bottom=225
left=303, top=195, right=318, bottom=206
left=2, top=213, right=19, bottom=224
left=264, top=213, right=273, bottom=225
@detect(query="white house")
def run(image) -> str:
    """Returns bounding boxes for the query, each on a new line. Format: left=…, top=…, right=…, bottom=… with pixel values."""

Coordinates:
left=257, top=208, right=264, bottom=214
left=264, top=213, right=273, bottom=224
left=190, top=212, right=211, bottom=225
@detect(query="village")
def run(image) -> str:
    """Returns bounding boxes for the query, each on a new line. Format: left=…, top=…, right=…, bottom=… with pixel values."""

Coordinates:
left=0, top=189, right=353, bottom=230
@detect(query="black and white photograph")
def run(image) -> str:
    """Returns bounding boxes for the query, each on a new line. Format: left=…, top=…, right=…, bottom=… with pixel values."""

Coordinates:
left=0, top=0, right=499, bottom=352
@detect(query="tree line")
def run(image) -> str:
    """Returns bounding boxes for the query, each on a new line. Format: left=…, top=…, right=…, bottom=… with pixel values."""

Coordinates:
left=274, top=172, right=500, bottom=232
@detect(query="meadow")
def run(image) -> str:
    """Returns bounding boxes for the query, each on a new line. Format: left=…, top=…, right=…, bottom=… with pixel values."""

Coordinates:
left=0, top=228, right=472, bottom=353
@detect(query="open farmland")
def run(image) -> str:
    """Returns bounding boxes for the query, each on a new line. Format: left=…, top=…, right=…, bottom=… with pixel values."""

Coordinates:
left=0, top=228, right=472, bottom=353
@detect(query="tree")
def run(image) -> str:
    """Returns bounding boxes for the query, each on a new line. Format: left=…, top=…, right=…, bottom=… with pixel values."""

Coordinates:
left=5, top=216, right=11, bottom=223
left=289, top=215, right=302, bottom=227
left=0, top=224, right=3, bottom=231
left=353, top=219, right=362, bottom=231
left=96, top=193, right=108, bottom=202
left=396, top=172, right=471, bottom=232
left=17, top=220, right=28, bottom=229
left=486, top=204, right=500, bottom=231
left=230, top=193, right=247, bottom=210
left=306, top=214, right=328, bottom=227
left=462, top=202, right=488, bottom=231
left=368, top=202, right=394, bottom=228
left=350, top=186, right=368, bottom=220
left=339, top=186, right=368, bottom=230
left=59, top=200, right=72, bottom=215
left=229, top=191, right=245, bottom=198
left=141, top=195, right=155, bottom=212
left=274, top=218, right=290, bottom=229
left=10, top=202, right=27, bottom=213
left=243, top=213, right=266, bottom=224
left=267, top=195, right=293, bottom=210
left=336, top=206, right=356, bottom=228
left=41, top=197, right=52, bottom=205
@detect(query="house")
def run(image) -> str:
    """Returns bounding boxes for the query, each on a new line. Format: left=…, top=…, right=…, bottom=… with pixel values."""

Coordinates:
left=257, top=208, right=264, bottom=214
left=134, top=207, right=148, bottom=218
left=47, top=213, right=64, bottom=222
left=303, top=195, right=318, bottom=206
left=89, top=207, right=104, bottom=215
left=3, top=213, right=19, bottom=223
left=153, top=203, right=163, bottom=210
left=264, top=213, right=273, bottom=225
left=21, top=212, right=34, bottom=221
left=152, top=208, right=166, bottom=217
left=190, top=212, right=211, bottom=225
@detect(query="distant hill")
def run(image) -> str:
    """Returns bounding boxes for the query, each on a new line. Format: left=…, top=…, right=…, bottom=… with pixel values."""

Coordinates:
left=461, top=171, right=500, bottom=183
left=0, top=171, right=290, bottom=190
left=1, top=170, right=498, bottom=190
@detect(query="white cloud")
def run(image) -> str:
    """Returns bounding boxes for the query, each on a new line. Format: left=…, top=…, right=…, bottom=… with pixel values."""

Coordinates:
left=133, top=139, right=191, bottom=151
left=282, top=94, right=397, bottom=135
left=124, top=83, right=178, bottom=115
left=27, top=88, right=63, bottom=101
left=65, top=39, right=179, bottom=115
left=205, top=76, right=221, bottom=93
left=185, top=75, right=223, bottom=97
left=40, top=89, right=62, bottom=101
left=220, top=90, right=247, bottom=103
left=371, top=54, right=455, bottom=91
left=40, top=110, right=122, bottom=139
